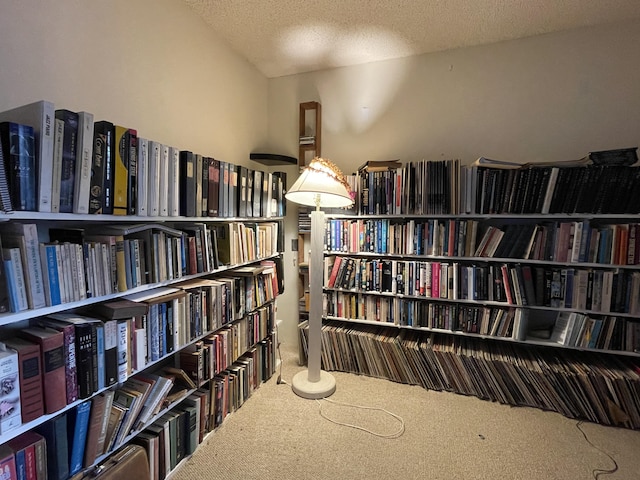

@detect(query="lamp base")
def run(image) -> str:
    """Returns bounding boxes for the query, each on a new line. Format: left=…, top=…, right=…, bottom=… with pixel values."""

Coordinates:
left=291, top=370, right=336, bottom=399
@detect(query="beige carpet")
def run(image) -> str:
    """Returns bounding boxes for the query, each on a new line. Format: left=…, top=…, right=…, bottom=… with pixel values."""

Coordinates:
left=171, top=344, right=640, bottom=480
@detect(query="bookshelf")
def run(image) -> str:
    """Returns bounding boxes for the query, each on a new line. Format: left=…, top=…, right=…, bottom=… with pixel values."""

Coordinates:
left=298, top=101, right=321, bottom=167
left=0, top=100, right=286, bottom=478
left=303, top=157, right=640, bottom=429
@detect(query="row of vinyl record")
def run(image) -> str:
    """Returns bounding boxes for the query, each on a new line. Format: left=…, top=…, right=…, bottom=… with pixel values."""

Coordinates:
left=301, top=321, right=640, bottom=429
left=325, top=256, right=640, bottom=315
left=0, top=276, right=278, bottom=438
left=0, top=100, right=287, bottom=218
left=0, top=333, right=276, bottom=480
left=325, top=218, right=640, bottom=267
left=0, top=221, right=280, bottom=313
left=323, top=291, right=640, bottom=353
left=350, top=156, right=640, bottom=216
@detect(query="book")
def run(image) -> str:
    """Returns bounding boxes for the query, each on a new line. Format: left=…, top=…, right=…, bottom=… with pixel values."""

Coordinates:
left=88, top=298, right=149, bottom=320
left=19, top=326, right=66, bottom=414
left=179, top=150, right=196, bottom=217
left=7, top=432, right=44, bottom=480
left=67, top=400, right=91, bottom=476
left=157, top=144, right=169, bottom=218
left=83, top=392, right=109, bottom=467
left=54, top=109, right=79, bottom=213
left=33, top=317, right=78, bottom=405
left=136, top=137, right=148, bottom=216
left=94, top=390, right=115, bottom=458
left=0, top=343, right=21, bottom=434
left=0, top=122, right=37, bottom=211
left=0, top=140, right=13, bottom=212
left=1, top=338, right=42, bottom=425
left=93, top=121, right=115, bottom=214
left=0, top=100, right=55, bottom=212
left=0, top=446, right=17, bottom=480
left=127, top=129, right=138, bottom=215
left=147, top=141, right=161, bottom=217
left=50, top=118, right=64, bottom=213
left=3, top=248, right=28, bottom=312
left=113, top=125, right=132, bottom=215
left=168, top=146, right=180, bottom=217
left=36, top=412, right=69, bottom=480
left=72, top=111, right=94, bottom=214
left=0, top=222, right=46, bottom=310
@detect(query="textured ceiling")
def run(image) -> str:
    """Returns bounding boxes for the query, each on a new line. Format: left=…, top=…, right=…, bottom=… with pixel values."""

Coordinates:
left=183, top=0, right=640, bottom=78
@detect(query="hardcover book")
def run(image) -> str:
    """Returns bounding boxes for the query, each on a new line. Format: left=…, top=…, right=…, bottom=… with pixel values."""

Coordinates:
left=0, top=141, right=13, bottom=212
left=2, top=338, right=43, bottom=424
left=18, top=326, right=66, bottom=414
left=0, top=446, right=17, bottom=480
left=6, top=431, right=44, bottom=480
left=72, top=111, right=94, bottom=214
left=113, top=125, right=131, bottom=215
left=67, top=400, right=91, bottom=476
left=0, top=343, right=21, bottom=434
left=34, top=317, right=78, bottom=404
left=36, top=412, right=69, bottom=480
left=0, top=100, right=55, bottom=212
left=54, top=109, right=79, bottom=213
left=0, top=122, right=37, bottom=211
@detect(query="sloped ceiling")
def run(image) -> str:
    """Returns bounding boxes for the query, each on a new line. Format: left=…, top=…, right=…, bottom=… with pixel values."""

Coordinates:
left=183, top=0, right=640, bottom=78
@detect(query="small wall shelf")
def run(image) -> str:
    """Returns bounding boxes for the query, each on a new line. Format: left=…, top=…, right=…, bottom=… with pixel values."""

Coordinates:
left=299, top=101, right=321, bottom=167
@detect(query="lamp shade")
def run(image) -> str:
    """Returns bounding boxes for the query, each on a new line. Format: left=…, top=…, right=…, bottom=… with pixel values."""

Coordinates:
left=286, top=157, right=354, bottom=208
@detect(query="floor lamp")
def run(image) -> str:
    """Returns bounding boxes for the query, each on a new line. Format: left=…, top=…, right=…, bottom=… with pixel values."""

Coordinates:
left=286, top=158, right=354, bottom=399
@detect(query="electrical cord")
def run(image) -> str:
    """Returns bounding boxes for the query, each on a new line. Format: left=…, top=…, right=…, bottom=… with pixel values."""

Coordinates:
left=576, top=421, right=619, bottom=479
left=315, top=397, right=405, bottom=438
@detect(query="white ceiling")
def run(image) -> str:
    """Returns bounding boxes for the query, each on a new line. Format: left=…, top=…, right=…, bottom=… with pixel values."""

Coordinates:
left=183, top=0, right=640, bottom=78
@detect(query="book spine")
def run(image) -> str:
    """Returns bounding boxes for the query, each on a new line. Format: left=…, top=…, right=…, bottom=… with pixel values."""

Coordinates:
left=147, top=141, right=161, bottom=216
left=0, top=122, right=37, bottom=211
left=54, top=110, right=79, bottom=213
left=159, top=144, right=169, bottom=217
left=169, top=146, right=180, bottom=217
left=136, top=137, right=148, bottom=216
left=117, top=320, right=129, bottom=383
left=0, top=130, right=14, bottom=213
left=50, top=118, right=64, bottom=213
left=68, top=400, right=91, bottom=476
left=113, top=126, right=130, bottom=215
left=127, top=129, right=138, bottom=215
left=72, top=111, right=94, bottom=214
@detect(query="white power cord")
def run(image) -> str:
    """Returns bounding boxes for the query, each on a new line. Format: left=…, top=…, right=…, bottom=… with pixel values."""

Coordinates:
left=315, top=397, right=405, bottom=439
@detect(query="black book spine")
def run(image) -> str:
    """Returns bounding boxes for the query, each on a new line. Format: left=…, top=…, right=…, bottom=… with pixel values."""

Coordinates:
left=127, top=129, right=138, bottom=215
left=179, top=151, right=196, bottom=217
left=0, top=122, right=37, bottom=211
left=201, top=156, right=209, bottom=217
left=93, top=121, right=115, bottom=215
left=54, top=110, right=79, bottom=213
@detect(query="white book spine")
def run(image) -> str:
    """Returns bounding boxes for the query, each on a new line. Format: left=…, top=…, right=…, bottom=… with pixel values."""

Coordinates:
left=73, top=111, right=94, bottom=214
left=137, top=137, right=148, bottom=216
left=147, top=141, right=161, bottom=216
left=168, top=147, right=180, bottom=216
left=51, top=119, right=64, bottom=213
left=159, top=144, right=169, bottom=217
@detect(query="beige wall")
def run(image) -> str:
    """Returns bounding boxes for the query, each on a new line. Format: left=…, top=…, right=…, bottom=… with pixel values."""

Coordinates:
left=270, top=20, right=640, bottom=343
left=0, top=0, right=268, bottom=162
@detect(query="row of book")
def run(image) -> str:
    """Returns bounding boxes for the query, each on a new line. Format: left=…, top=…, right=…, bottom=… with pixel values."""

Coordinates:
left=325, top=255, right=640, bottom=315
left=0, top=100, right=287, bottom=218
left=0, top=331, right=276, bottom=480
left=324, top=290, right=639, bottom=353
left=0, top=269, right=279, bottom=435
left=325, top=217, right=640, bottom=267
left=0, top=221, right=280, bottom=313
left=350, top=155, right=640, bottom=216
left=305, top=321, right=640, bottom=428
left=135, top=337, right=275, bottom=480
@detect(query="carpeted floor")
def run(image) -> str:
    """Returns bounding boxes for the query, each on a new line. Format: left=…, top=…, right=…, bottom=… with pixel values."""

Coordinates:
left=170, top=344, right=640, bottom=480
